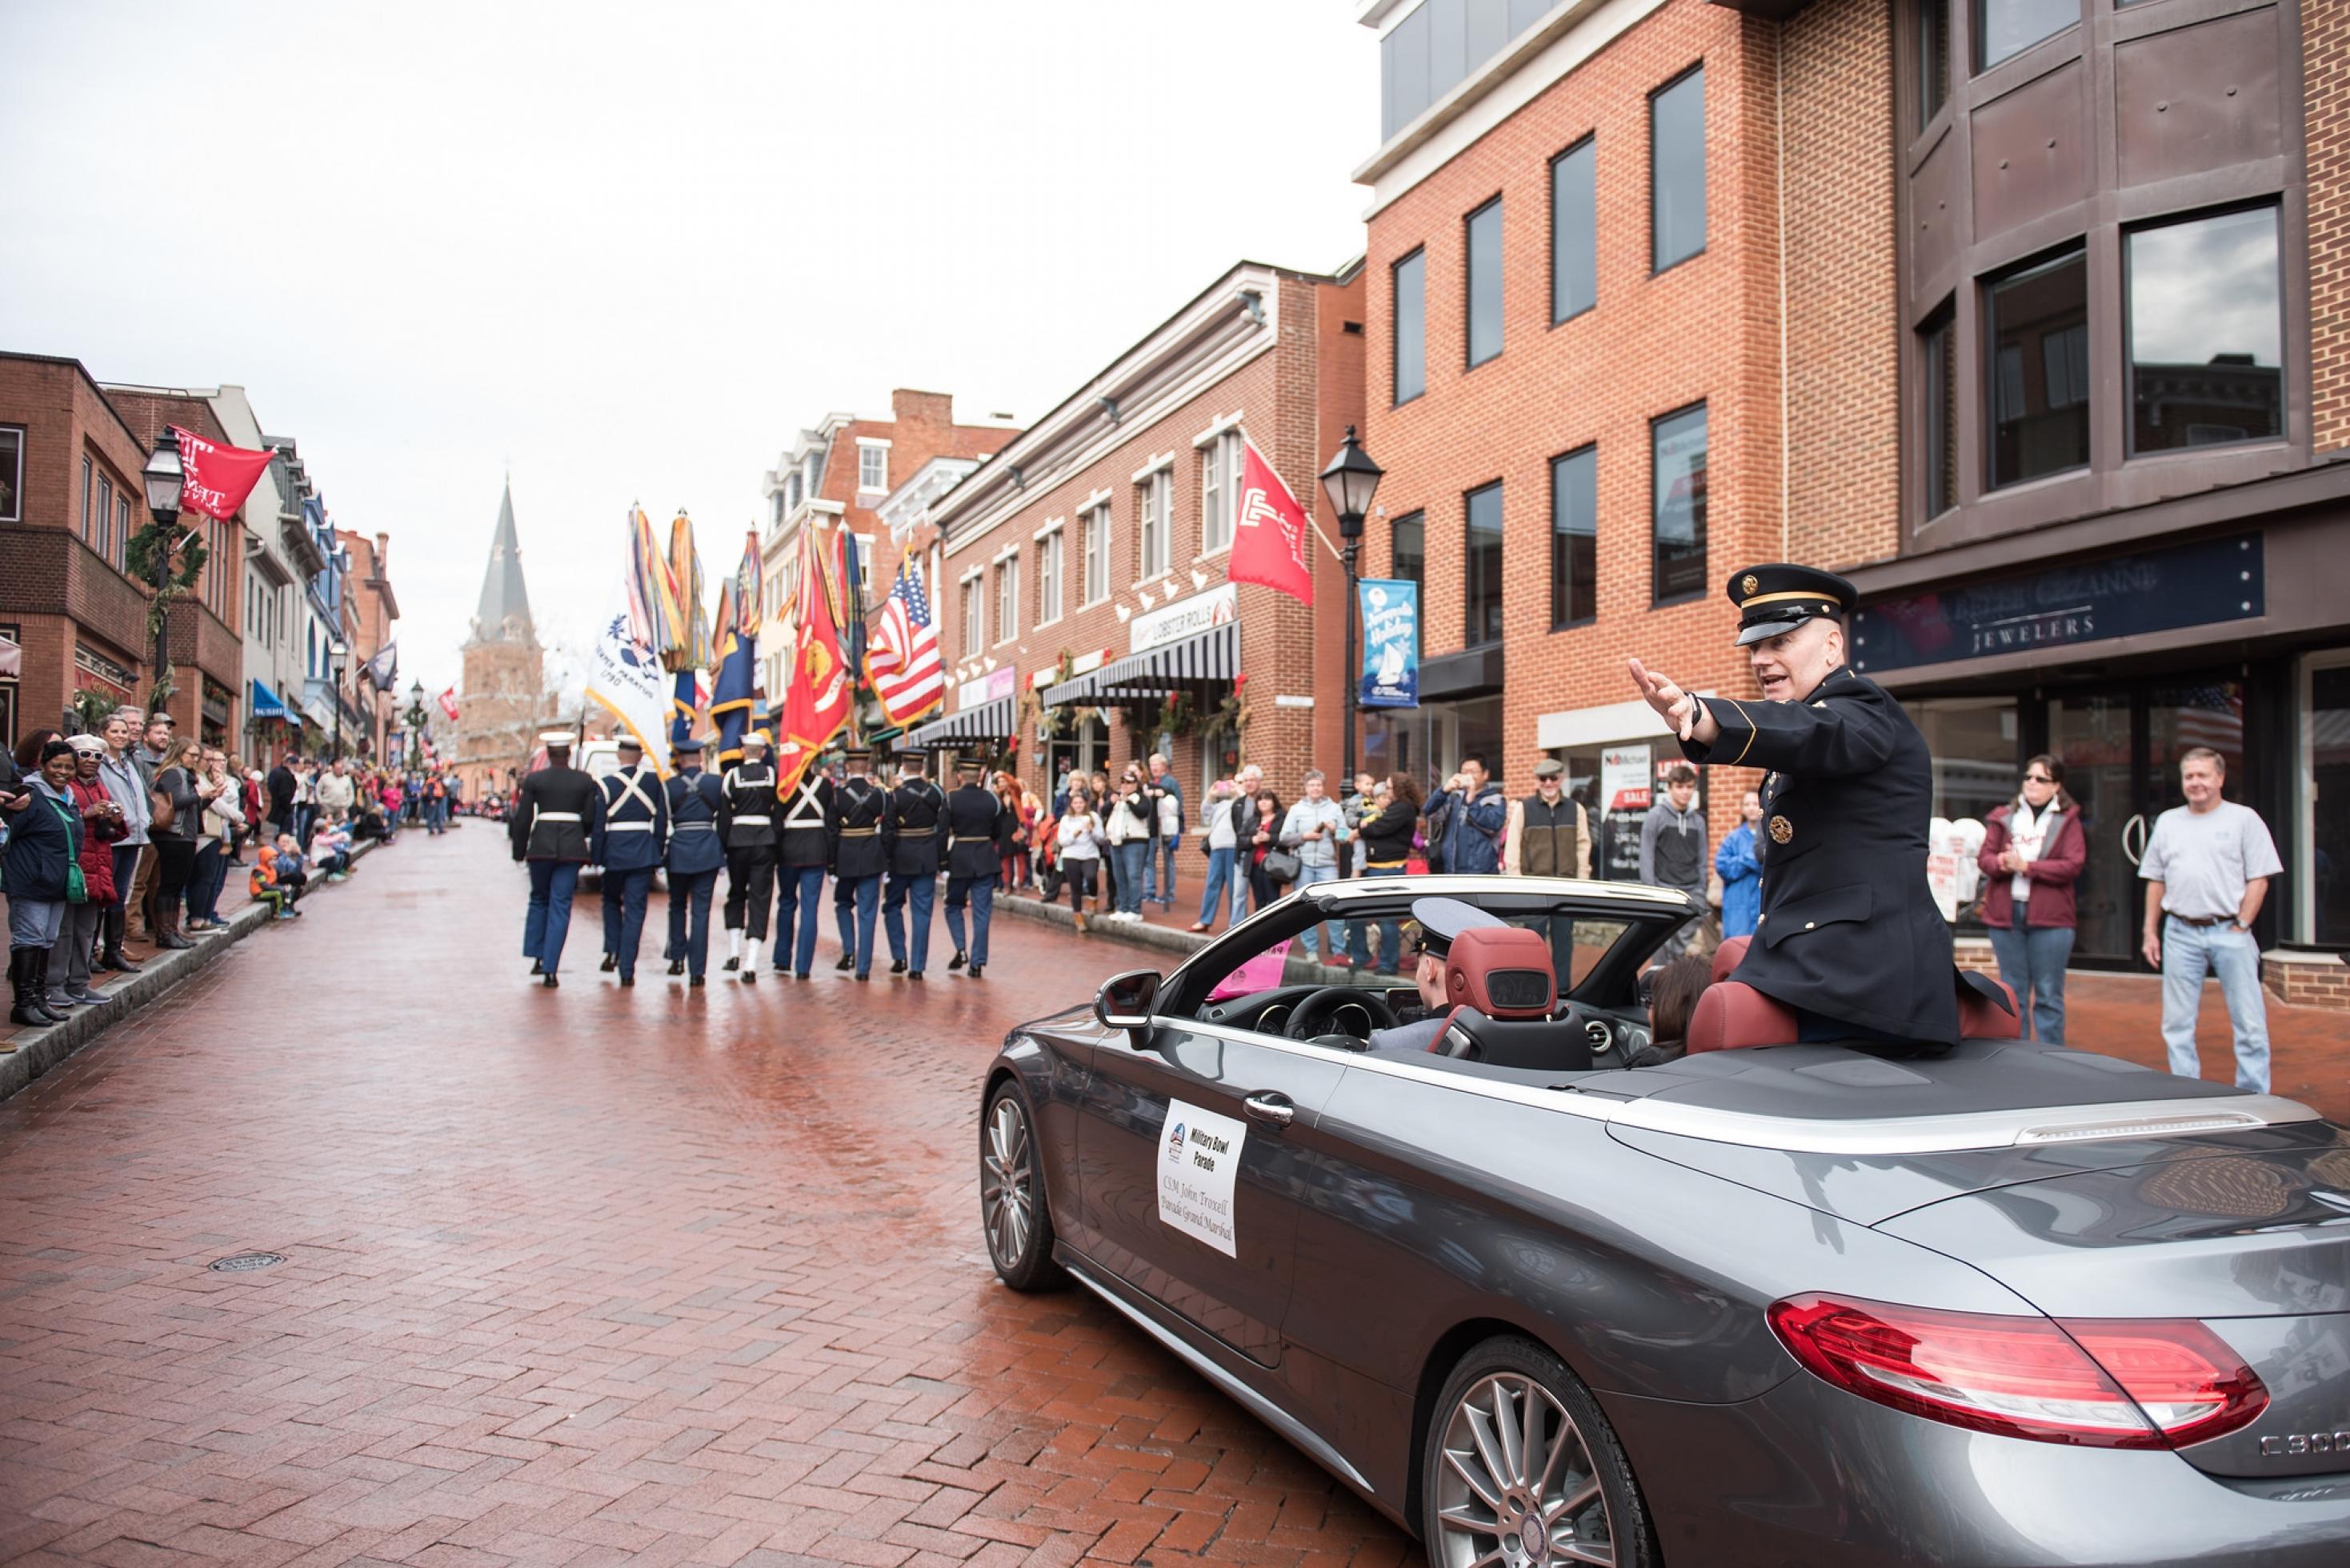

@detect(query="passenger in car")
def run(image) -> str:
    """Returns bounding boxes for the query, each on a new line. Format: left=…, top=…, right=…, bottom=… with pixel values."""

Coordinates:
left=1364, top=897, right=1506, bottom=1054
left=1624, top=954, right=1709, bottom=1068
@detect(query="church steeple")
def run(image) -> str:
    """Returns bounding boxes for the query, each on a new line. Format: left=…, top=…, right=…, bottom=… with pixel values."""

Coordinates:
left=469, top=478, right=535, bottom=645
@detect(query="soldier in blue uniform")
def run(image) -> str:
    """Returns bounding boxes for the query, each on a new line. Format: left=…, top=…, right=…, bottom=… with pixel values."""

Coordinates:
left=771, top=757, right=833, bottom=980
left=827, top=746, right=890, bottom=981
left=943, top=755, right=1012, bottom=980
left=510, top=730, right=603, bottom=988
left=882, top=751, right=944, bottom=980
left=595, top=735, right=669, bottom=988
left=719, top=732, right=779, bottom=982
left=1630, top=563, right=1960, bottom=1046
left=661, top=736, right=726, bottom=986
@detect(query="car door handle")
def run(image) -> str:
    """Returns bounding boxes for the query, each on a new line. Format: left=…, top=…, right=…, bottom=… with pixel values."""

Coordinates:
left=1243, top=1092, right=1295, bottom=1129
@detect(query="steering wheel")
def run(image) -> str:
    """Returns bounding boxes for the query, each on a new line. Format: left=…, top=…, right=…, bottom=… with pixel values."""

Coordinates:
left=1286, top=985, right=1401, bottom=1042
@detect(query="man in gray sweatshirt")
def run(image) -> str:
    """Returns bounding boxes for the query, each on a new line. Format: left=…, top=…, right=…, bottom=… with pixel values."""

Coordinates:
left=1640, top=764, right=1709, bottom=956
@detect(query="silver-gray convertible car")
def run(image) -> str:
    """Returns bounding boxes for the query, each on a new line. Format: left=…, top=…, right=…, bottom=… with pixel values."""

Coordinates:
left=975, top=875, right=2350, bottom=1567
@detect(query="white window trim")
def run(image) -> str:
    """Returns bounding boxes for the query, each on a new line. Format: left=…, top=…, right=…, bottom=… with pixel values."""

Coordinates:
left=1033, top=514, right=1067, bottom=542
left=855, top=436, right=895, bottom=448
left=1200, top=427, right=1243, bottom=558
left=1035, top=527, right=1064, bottom=630
left=1080, top=504, right=1113, bottom=608
left=1130, top=452, right=1176, bottom=484
left=1079, top=486, right=1114, bottom=512
left=994, top=556, right=1019, bottom=646
left=1191, top=410, right=1244, bottom=449
left=1136, top=468, right=1174, bottom=584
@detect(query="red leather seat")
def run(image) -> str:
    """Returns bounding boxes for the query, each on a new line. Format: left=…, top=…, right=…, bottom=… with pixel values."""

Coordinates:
left=1443, top=926, right=1556, bottom=1018
left=1709, top=934, right=1751, bottom=985
left=1685, top=981, right=1800, bottom=1054
left=1959, top=974, right=2024, bottom=1039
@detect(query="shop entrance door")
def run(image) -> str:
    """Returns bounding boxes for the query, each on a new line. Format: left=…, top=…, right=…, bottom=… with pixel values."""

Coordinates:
left=2048, top=676, right=2249, bottom=966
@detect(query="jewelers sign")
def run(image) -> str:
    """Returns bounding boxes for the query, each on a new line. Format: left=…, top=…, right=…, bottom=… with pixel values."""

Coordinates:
left=1131, top=582, right=1235, bottom=654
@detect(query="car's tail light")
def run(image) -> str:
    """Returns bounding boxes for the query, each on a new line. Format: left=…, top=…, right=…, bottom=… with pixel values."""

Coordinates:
left=1768, top=1294, right=2266, bottom=1449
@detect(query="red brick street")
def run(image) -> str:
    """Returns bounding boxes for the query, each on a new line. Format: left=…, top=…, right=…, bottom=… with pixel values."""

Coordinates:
left=3, top=830, right=2347, bottom=1567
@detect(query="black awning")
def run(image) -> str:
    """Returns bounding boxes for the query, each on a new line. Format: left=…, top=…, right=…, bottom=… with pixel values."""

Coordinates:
left=901, top=694, right=1015, bottom=748
left=1041, top=622, right=1239, bottom=707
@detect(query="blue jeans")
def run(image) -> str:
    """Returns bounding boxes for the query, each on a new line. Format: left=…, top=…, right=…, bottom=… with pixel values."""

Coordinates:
left=1144, top=834, right=1178, bottom=906
left=835, top=874, right=882, bottom=975
left=1112, top=842, right=1148, bottom=915
left=946, top=875, right=996, bottom=966
left=1293, top=860, right=1340, bottom=955
left=600, top=865, right=655, bottom=978
left=1985, top=908, right=2073, bottom=1044
left=524, top=861, right=581, bottom=973
left=884, top=871, right=936, bottom=972
left=1351, top=864, right=1407, bottom=971
left=2160, top=915, right=2271, bottom=1093
left=1196, top=846, right=1245, bottom=929
left=664, top=866, right=719, bottom=977
left=775, top=865, right=827, bottom=974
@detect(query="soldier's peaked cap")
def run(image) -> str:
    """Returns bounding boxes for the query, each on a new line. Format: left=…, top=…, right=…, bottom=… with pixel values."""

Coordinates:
left=1727, top=563, right=1859, bottom=647
left=614, top=734, right=643, bottom=753
left=672, top=735, right=706, bottom=757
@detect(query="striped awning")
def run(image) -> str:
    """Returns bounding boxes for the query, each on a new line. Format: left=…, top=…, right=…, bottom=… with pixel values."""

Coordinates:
left=1042, top=622, right=1239, bottom=707
left=902, top=694, right=1015, bottom=748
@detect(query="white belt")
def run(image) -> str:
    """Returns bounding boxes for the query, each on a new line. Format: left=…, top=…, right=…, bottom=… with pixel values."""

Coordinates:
left=607, top=822, right=655, bottom=832
left=536, top=811, right=582, bottom=822
left=731, top=814, right=772, bottom=826
left=675, top=822, right=715, bottom=832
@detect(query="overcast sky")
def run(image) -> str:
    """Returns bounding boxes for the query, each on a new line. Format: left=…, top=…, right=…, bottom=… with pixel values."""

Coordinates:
left=5, top=1, right=1378, bottom=698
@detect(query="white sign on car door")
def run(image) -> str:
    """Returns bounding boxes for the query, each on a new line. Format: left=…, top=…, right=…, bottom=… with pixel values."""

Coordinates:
left=1159, top=1098, right=1247, bottom=1256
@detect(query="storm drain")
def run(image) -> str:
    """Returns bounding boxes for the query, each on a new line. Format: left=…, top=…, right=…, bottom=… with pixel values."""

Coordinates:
left=207, top=1251, right=286, bottom=1274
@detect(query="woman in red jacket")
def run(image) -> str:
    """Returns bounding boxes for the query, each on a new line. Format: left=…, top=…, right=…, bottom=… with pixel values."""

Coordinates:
left=1976, top=754, right=2087, bottom=1044
left=50, top=735, right=126, bottom=1007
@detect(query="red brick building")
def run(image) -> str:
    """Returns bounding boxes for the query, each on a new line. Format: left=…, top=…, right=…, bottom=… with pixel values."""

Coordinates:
left=918, top=259, right=1366, bottom=806
left=338, top=527, right=400, bottom=760
left=0, top=354, right=242, bottom=748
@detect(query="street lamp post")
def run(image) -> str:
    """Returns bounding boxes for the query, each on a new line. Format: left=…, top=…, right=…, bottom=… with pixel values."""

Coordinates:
left=328, top=636, right=349, bottom=762
left=139, top=434, right=184, bottom=712
left=406, top=680, right=426, bottom=772
left=1319, top=426, right=1384, bottom=794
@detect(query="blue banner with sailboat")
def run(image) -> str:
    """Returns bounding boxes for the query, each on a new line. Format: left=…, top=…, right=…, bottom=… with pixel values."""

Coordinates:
left=1359, top=578, right=1418, bottom=709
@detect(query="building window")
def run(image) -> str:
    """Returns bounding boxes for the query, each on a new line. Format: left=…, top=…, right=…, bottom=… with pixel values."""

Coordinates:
left=1465, top=482, right=1503, bottom=646
left=1200, top=429, right=1243, bottom=555
left=1137, top=469, right=1171, bottom=580
left=1650, top=66, right=1706, bottom=272
left=1466, top=196, right=1504, bottom=367
left=1083, top=503, right=1111, bottom=605
left=1987, top=246, right=2089, bottom=489
left=0, top=426, right=19, bottom=524
left=1391, top=510, right=1424, bottom=589
left=1918, top=0, right=1952, bottom=127
left=2128, top=205, right=2283, bottom=455
left=1037, top=526, right=1063, bottom=625
left=960, top=576, right=983, bottom=658
left=1379, top=0, right=1551, bottom=142
left=1921, top=302, right=1958, bottom=517
left=116, top=497, right=130, bottom=570
left=1651, top=403, right=1708, bottom=603
left=995, top=556, right=1019, bottom=644
left=786, top=474, right=803, bottom=513
left=1551, top=138, right=1596, bottom=324
left=1975, top=0, right=2076, bottom=72
left=858, top=442, right=888, bottom=493
left=1394, top=248, right=1427, bottom=405
left=81, top=455, right=94, bottom=541
left=1550, top=445, right=1597, bottom=627
left=95, top=474, right=114, bottom=560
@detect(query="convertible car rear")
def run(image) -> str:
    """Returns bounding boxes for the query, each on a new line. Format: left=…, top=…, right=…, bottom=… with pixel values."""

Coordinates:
left=977, top=875, right=2350, bottom=1567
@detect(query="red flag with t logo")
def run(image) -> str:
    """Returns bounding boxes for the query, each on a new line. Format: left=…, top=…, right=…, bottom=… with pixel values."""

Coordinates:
left=170, top=426, right=275, bottom=521
left=1227, top=437, right=1315, bottom=606
left=437, top=686, right=460, bottom=722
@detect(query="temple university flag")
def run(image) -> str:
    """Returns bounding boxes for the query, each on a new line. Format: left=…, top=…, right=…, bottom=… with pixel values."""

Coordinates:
left=1226, top=437, right=1315, bottom=606
left=436, top=686, right=460, bottom=722
left=169, top=426, right=275, bottom=522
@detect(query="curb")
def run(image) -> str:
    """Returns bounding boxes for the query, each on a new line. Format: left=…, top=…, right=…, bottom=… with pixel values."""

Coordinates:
left=0, top=838, right=381, bottom=1103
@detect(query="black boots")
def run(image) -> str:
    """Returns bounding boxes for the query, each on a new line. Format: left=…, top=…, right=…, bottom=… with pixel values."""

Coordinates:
left=154, top=906, right=195, bottom=951
left=10, top=949, right=66, bottom=1026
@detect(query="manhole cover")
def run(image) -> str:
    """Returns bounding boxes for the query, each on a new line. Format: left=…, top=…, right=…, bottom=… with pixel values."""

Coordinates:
left=207, top=1252, right=285, bottom=1274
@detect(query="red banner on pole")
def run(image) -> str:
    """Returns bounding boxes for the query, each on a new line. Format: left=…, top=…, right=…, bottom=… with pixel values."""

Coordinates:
left=170, top=426, right=274, bottom=521
left=1227, top=437, right=1315, bottom=606
left=437, top=686, right=460, bottom=722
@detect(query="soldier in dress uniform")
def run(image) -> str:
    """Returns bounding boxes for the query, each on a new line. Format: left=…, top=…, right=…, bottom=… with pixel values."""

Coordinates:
left=510, top=730, right=603, bottom=988
left=943, top=755, right=1011, bottom=979
left=719, top=732, right=779, bottom=981
left=882, top=751, right=945, bottom=979
left=595, top=734, right=669, bottom=988
left=827, top=746, right=890, bottom=981
left=661, top=736, right=727, bottom=986
left=771, top=751, right=834, bottom=980
left=1630, top=563, right=1960, bottom=1046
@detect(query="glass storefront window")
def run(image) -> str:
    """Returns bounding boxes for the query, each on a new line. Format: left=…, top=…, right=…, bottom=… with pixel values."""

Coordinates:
left=1988, top=247, right=2090, bottom=489
left=2308, top=658, right=2350, bottom=946
left=1904, top=696, right=2019, bottom=823
left=1367, top=696, right=1505, bottom=796
left=2128, top=205, right=2283, bottom=455
left=1976, top=0, right=2076, bottom=71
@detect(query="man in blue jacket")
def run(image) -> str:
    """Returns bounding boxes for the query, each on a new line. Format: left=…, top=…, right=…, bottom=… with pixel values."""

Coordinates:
left=595, top=735, right=668, bottom=987
left=1423, top=754, right=1507, bottom=874
left=662, top=736, right=726, bottom=986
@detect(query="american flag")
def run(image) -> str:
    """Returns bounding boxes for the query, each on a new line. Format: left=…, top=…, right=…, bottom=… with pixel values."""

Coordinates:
left=869, top=554, right=942, bottom=726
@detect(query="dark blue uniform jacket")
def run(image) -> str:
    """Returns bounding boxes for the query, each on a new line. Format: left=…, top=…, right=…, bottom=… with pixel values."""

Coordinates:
left=664, top=770, right=726, bottom=874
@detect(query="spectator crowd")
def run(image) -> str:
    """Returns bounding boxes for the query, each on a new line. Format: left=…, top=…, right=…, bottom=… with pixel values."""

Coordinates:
left=2, top=704, right=462, bottom=1028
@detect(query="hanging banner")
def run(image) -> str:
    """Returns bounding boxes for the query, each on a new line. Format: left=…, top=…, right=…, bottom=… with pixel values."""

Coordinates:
left=170, top=426, right=275, bottom=522
left=1359, top=578, right=1418, bottom=709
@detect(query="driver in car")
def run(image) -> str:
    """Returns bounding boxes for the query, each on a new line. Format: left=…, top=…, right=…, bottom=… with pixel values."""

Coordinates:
left=1364, top=897, right=1506, bottom=1054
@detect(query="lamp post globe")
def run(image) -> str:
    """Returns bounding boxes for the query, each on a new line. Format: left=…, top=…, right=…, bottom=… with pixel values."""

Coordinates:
left=1318, top=426, right=1383, bottom=793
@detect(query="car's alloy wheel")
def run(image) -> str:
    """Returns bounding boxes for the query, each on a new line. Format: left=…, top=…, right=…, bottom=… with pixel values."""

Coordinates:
left=1427, top=1338, right=1651, bottom=1568
left=980, top=1083, right=1062, bottom=1291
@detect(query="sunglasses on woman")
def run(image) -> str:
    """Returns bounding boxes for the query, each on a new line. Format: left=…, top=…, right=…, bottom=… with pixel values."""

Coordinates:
left=2023, top=771, right=2055, bottom=785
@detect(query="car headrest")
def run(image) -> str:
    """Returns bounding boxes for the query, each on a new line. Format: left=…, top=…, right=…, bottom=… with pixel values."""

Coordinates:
left=1957, top=969, right=2023, bottom=1039
left=1710, top=934, right=1751, bottom=985
left=1685, top=981, right=1800, bottom=1054
left=1446, top=926, right=1556, bottom=1020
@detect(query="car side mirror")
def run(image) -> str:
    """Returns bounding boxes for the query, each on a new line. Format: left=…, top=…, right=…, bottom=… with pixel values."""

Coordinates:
left=1094, top=969, right=1161, bottom=1031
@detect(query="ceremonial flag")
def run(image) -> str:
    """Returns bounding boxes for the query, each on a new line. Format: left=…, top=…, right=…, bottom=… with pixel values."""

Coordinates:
left=437, top=686, right=459, bottom=722
left=588, top=534, right=676, bottom=778
left=1227, top=436, right=1316, bottom=606
left=868, top=554, right=942, bottom=726
left=834, top=525, right=867, bottom=687
left=360, top=642, right=398, bottom=690
left=774, top=522, right=853, bottom=796
left=623, top=505, right=686, bottom=659
left=169, top=426, right=274, bottom=522
left=710, top=531, right=763, bottom=766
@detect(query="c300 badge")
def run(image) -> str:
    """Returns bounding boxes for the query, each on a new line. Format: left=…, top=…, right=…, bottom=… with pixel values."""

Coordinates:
left=2261, top=1430, right=2350, bottom=1458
